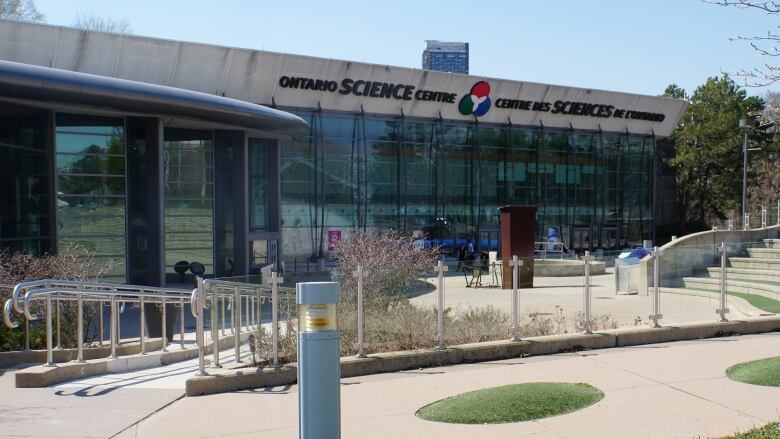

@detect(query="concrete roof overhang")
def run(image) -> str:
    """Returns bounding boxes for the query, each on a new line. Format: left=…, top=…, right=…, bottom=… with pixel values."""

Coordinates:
left=0, top=59, right=308, bottom=137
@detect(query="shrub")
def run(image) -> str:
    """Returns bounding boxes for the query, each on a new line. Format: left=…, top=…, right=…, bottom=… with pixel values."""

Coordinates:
left=333, top=229, right=439, bottom=306
left=0, top=245, right=114, bottom=351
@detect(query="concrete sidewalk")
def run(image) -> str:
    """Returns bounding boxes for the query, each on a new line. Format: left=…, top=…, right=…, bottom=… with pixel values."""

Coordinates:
left=112, top=332, right=780, bottom=439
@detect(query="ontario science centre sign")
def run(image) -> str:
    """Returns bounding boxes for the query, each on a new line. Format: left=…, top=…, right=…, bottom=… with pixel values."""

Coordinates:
left=277, top=75, right=667, bottom=123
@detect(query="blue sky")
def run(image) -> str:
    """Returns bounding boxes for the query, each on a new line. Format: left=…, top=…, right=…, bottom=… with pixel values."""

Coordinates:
left=35, top=0, right=778, bottom=97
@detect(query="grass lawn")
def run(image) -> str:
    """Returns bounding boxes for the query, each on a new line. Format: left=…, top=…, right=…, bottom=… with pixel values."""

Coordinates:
left=727, top=291, right=780, bottom=314
left=416, top=382, right=603, bottom=424
left=718, top=422, right=780, bottom=438
left=727, top=356, right=780, bottom=387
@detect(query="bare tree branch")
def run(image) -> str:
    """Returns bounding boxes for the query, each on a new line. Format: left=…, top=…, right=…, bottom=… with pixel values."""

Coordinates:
left=0, top=0, right=44, bottom=22
left=707, top=0, right=780, bottom=86
left=72, top=12, right=132, bottom=34
left=705, top=0, right=780, bottom=14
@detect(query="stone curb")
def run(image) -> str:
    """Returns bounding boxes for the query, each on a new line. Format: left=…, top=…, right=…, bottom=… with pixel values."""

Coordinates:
left=0, top=338, right=165, bottom=368
left=14, top=331, right=252, bottom=388
left=184, top=315, right=780, bottom=397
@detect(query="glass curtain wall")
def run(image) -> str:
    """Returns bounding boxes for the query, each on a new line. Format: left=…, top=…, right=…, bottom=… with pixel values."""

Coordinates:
left=250, top=139, right=269, bottom=231
left=55, top=114, right=126, bottom=280
left=278, top=111, right=655, bottom=260
left=0, top=104, right=50, bottom=255
left=163, top=128, right=215, bottom=280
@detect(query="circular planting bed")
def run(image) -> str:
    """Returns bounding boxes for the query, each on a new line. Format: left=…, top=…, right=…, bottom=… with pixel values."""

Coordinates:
left=727, top=356, right=780, bottom=387
left=416, top=382, right=604, bottom=424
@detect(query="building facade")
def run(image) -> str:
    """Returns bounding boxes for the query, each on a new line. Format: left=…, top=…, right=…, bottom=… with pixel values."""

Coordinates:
left=422, top=40, right=469, bottom=74
left=0, top=20, right=687, bottom=285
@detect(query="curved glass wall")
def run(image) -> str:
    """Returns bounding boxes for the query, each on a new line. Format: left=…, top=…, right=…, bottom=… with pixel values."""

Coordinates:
left=0, top=105, right=50, bottom=255
left=55, top=114, right=126, bottom=280
left=163, top=128, right=214, bottom=279
left=279, top=111, right=655, bottom=260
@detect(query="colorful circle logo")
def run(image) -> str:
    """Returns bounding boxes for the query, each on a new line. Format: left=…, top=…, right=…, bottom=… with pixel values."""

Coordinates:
left=458, top=81, right=491, bottom=117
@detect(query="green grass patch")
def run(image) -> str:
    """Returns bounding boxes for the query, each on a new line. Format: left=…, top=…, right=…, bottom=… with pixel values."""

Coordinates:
left=718, top=421, right=780, bottom=438
left=732, top=279, right=780, bottom=287
left=416, top=382, right=603, bottom=424
left=676, top=288, right=780, bottom=314
left=727, top=292, right=780, bottom=314
left=727, top=356, right=780, bottom=387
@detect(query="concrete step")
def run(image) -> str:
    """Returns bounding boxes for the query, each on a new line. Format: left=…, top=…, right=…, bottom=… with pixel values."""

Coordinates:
left=764, top=239, right=780, bottom=249
left=746, top=248, right=780, bottom=260
left=728, top=257, right=780, bottom=270
left=681, top=276, right=780, bottom=301
left=694, top=266, right=780, bottom=283
left=659, top=287, right=766, bottom=317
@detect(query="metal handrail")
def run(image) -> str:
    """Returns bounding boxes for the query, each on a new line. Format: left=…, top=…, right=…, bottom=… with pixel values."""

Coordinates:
left=534, top=241, right=577, bottom=259
left=3, top=277, right=287, bottom=370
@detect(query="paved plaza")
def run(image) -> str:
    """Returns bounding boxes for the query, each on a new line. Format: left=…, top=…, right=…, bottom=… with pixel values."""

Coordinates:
left=0, top=332, right=776, bottom=438
left=412, top=269, right=763, bottom=330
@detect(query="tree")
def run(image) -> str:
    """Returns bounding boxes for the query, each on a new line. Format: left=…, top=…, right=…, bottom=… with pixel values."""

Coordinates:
left=707, top=1, right=780, bottom=86
left=747, top=90, right=780, bottom=214
left=0, top=0, right=44, bottom=22
left=72, top=12, right=132, bottom=34
left=666, top=75, right=765, bottom=227
left=662, top=84, right=688, bottom=100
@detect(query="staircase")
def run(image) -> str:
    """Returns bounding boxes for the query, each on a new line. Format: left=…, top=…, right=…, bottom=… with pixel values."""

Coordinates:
left=661, top=239, right=780, bottom=316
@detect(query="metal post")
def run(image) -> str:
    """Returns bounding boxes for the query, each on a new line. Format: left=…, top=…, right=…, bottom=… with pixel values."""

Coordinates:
left=99, top=300, right=104, bottom=346
left=271, top=271, right=283, bottom=367
left=229, top=297, right=235, bottom=335
left=234, top=286, right=241, bottom=363
left=139, top=294, right=146, bottom=355
left=650, top=247, right=663, bottom=328
left=582, top=251, right=593, bottom=334
left=297, top=282, right=340, bottom=439
left=355, top=265, right=366, bottom=358
left=717, top=242, right=730, bottom=322
left=777, top=199, right=780, bottom=225
left=761, top=206, right=767, bottom=228
left=76, top=293, right=84, bottom=363
left=24, top=318, right=29, bottom=351
left=179, top=297, right=185, bottom=349
left=221, top=296, right=226, bottom=336
left=196, top=276, right=206, bottom=376
left=509, top=255, right=522, bottom=341
left=434, top=260, right=448, bottom=350
left=45, top=296, right=53, bottom=366
left=117, top=299, right=122, bottom=346
left=211, top=286, right=220, bottom=368
left=161, top=296, right=167, bottom=352
left=110, top=295, right=117, bottom=359
left=256, top=288, right=261, bottom=334
left=55, top=299, right=61, bottom=350
left=744, top=213, right=750, bottom=230
left=742, top=126, right=748, bottom=222
left=250, top=296, right=255, bottom=330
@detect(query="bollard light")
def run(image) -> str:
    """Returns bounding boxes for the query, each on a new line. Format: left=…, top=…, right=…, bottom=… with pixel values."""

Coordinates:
left=297, top=282, right=340, bottom=439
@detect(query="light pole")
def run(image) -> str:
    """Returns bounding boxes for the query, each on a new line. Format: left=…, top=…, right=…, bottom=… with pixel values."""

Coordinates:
left=739, top=118, right=751, bottom=223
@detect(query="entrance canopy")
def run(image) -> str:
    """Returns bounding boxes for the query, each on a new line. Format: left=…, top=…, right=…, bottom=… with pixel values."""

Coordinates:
left=0, top=60, right=307, bottom=136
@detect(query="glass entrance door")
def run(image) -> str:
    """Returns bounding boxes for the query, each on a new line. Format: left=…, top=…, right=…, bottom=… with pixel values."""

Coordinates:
left=571, top=226, right=591, bottom=253
left=478, top=229, right=500, bottom=255
left=249, top=239, right=278, bottom=274
left=600, top=226, right=619, bottom=250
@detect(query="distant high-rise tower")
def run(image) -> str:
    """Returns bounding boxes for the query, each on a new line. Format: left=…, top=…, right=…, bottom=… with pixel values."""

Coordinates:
left=422, top=40, right=469, bottom=74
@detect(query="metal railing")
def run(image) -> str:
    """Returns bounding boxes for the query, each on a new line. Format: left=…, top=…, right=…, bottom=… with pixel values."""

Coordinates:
left=712, top=203, right=780, bottom=231
left=534, top=241, right=577, bottom=259
left=3, top=221, right=778, bottom=378
left=2, top=278, right=276, bottom=369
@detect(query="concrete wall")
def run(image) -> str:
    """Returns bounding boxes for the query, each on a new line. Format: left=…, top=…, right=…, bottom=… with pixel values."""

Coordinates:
left=0, top=19, right=687, bottom=136
left=638, top=225, right=780, bottom=295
